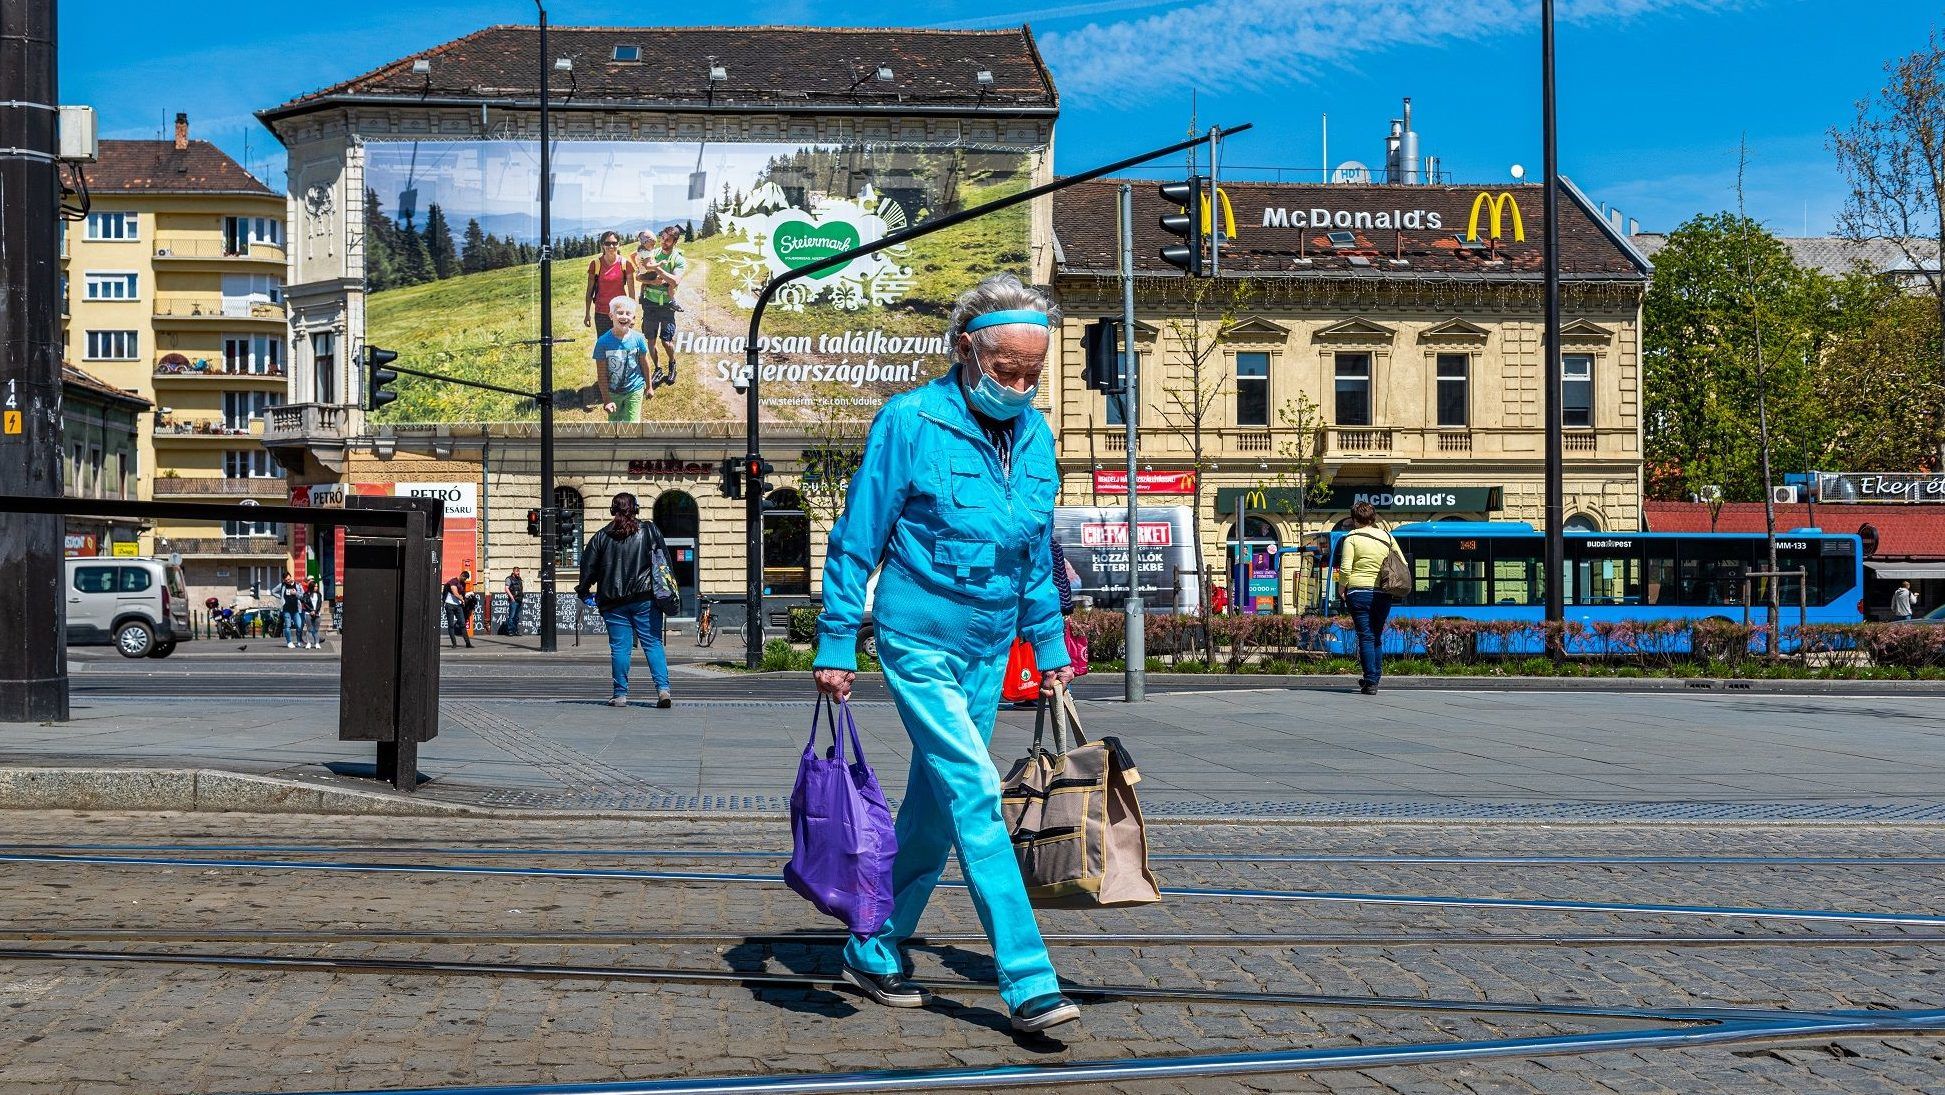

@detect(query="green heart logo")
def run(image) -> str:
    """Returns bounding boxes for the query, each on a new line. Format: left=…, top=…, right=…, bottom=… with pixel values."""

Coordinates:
left=772, top=219, right=859, bottom=279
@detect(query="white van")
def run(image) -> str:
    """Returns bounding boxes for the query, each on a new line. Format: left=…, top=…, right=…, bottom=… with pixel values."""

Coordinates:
left=64, top=557, right=193, bottom=658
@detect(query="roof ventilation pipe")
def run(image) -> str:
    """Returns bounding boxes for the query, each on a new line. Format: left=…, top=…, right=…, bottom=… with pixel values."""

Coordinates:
left=1384, top=97, right=1420, bottom=185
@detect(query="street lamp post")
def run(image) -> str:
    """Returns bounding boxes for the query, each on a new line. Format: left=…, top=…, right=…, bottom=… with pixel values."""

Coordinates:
left=1541, top=0, right=1566, bottom=642
left=535, top=2, right=558, bottom=652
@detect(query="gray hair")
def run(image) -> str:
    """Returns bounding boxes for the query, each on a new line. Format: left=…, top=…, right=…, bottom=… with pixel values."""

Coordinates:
left=948, top=272, right=1061, bottom=361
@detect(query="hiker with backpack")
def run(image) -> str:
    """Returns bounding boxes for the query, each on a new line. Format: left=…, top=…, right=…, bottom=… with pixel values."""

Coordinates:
left=1336, top=500, right=1410, bottom=695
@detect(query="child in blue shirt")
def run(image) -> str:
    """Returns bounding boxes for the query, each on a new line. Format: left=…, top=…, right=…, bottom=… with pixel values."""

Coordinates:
left=592, top=296, right=651, bottom=422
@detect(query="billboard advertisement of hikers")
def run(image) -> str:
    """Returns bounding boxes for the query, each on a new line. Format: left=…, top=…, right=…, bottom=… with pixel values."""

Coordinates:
left=359, top=139, right=1032, bottom=424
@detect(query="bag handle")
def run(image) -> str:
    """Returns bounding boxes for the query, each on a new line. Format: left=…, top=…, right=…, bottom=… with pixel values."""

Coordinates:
left=1032, top=681, right=1089, bottom=757
left=834, top=697, right=867, bottom=766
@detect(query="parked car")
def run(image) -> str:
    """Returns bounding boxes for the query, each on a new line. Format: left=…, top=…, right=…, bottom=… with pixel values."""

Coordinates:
left=1917, top=604, right=1945, bottom=624
left=65, top=557, right=193, bottom=658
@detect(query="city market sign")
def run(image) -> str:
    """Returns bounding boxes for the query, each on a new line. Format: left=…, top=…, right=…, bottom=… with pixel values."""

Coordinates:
left=1093, top=469, right=1198, bottom=495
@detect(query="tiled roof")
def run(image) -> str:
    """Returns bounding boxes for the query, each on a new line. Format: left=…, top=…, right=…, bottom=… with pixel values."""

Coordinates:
left=1643, top=501, right=1945, bottom=560
left=1052, top=179, right=1649, bottom=280
left=62, top=365, right=151, bottom=410
left=88, top=140, right=274, bottom=196
left=262, top=24, right=1056, bottom=122
left=1631, top=234, right=1940, bottom=278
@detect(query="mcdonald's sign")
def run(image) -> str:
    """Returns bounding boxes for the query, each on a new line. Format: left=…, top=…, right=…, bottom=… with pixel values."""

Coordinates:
left=1204, top=187, right=1238, bottom=242
left=1465, top=190, right=1525, bottom=243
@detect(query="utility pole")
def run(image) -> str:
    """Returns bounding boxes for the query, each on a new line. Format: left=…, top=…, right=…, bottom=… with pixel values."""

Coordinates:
left=535, top=2, right=558, bottom=653
left=1119, top=183, right=1144, bottom=703
left=1540, top=0, right=1566, bottom=647
left=0, top=0, right=66, bottom=722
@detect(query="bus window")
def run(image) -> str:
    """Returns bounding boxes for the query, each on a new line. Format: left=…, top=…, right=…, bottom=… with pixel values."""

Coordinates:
left=1568, top=539, right=1644, bottom=605
left=1489, top=538, right=1545, bottom=606
left=1404, top=536, right=1487, bottom=606
left=1677, top=539, right=1754, bottom=606
left=1644, top=542, right=1678, bottom=605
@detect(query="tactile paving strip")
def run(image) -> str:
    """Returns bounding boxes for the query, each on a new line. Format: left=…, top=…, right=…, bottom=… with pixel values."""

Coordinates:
left=460, top=790, right=1945, bottom=821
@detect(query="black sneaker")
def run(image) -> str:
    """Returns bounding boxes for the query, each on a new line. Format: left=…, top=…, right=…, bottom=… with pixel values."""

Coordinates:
left=841, top=962, right=929, bottom=1008
left=1010, top=993, right=1080, bottom=1032
left=1357, top=678, right=1376, bottom=695
left=656, top=690, right=673, bottom=709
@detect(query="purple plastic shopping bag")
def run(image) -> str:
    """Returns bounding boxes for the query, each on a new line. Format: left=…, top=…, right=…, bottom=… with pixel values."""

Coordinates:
left=783, top=697, right=898, bottom=935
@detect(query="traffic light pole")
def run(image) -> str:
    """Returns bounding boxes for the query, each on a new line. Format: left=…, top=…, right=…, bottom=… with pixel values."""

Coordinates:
left=1540, top=0, right=1565, bottom=649
left=536, top=1, right=558, bottom=653
left=1119, top=183, right=1144, bottom=703
left=0, top=0, right=65, bottom=722
left=737, top=123, right=1254, bottom=669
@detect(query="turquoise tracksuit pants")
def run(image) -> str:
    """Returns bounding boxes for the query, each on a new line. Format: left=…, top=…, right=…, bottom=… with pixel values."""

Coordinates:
left=842, top=625, right=1061, bottom=1010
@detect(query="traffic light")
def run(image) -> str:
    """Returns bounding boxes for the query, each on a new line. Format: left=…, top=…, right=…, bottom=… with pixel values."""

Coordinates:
left=719, top=457, right=744, bottom=500
left=1158, top=176, right=1206, bottom=276
left=363, top=345, right=400, bottom=411
left=555, top=505, right=578, bottom=543
left=1082, top=318, right=1125, bottom=393
left=525, top=509, right=541, bottom=537
left=747, top=457, right=776, bottom=499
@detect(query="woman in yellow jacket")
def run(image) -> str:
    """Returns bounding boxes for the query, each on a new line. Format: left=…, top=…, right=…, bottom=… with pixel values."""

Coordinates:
left=1335, top=501, right=1395, bottom=694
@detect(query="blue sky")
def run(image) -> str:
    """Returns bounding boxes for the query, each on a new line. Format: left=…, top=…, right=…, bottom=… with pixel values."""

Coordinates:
left=59, top=0, right=1941, bottom=235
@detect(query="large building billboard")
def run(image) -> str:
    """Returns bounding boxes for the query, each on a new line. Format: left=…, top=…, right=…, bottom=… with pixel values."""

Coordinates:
left=361, top=139, right=1032, bottom=424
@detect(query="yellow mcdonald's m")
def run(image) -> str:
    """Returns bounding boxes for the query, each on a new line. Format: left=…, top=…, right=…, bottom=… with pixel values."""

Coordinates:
left=1244, top=489, right=1268, bottom=510
left=1202, top=187, right=1239, bottom=242
left=1465, top=190, right=1525, bottom=243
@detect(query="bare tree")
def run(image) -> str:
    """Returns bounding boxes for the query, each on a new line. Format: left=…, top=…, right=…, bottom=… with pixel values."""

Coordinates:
left=1831, top=29, right=1945, bottom=462
left=1270, top=391, right=1333, bottom=615
left=1152, top=279, right=1252, bottom=659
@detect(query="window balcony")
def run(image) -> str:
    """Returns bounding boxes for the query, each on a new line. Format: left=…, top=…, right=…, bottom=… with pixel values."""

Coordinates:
left=152, top=295, right=286, bottom=326
left=153, top=477, right=287, bottom=497
left=153, top=357, right=287, bottom=383
left=1328, top=427, right=1395, bottom=455
left=151, top=238, right=287, bottom=265
left=155, top=536, right=284, bottom=557
left=153, top=417, right=265, bottom=442
left=263, top=402, right=351, bottom=446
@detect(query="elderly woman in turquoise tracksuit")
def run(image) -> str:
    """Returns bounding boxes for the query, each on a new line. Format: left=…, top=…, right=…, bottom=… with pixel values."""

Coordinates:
left=812, top=272, right=1079, bottom=1034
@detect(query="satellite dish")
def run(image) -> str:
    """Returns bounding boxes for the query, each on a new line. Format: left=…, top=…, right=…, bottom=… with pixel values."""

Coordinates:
left=1509, top=163, right=1526, bottom=180
left=1331, top=161, right=1371, bottom=184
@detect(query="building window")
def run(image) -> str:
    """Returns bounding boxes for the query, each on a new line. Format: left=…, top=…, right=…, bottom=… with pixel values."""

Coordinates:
left=222, top=216, right=283, bottom=254
left=84, top=330, right=139, bottom=360
left=224, top=449, right=283, bottom=479
left=220, top=273, right=283, bottom=310
left=84, top=211, right=138, bottom=241
left=223, top=334, right=283, bottom=374
left=224, top=517, right=276, bottom=537
left=1436, top=353, right=1469, bottom=427
left=1565, top=513, right=1600, bottom=532
left=88, top=447, right=102, bottom=497
left=555, top=487, right=585, bottom=569
left=313, top=332, right=337, bottom=404
left=1563, top=353, right=1593, bottom=428
left=223, top=390, right=284, bottom=429
left=1235, top=351, right=1269, bottom=427
left=117, top=452, right=129, bottom=497
left=1334, top=352, right=1372, bottom=426
left=83, top=272, right=139, bottom=300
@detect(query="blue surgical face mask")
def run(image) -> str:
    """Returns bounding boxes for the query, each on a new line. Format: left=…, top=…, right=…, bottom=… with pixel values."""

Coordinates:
left=965, top=345, right=1038, bottom=419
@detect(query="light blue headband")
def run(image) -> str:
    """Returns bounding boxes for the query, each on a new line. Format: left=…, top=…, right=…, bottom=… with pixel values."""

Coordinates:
left=965, top=308, right=1050, bottom=333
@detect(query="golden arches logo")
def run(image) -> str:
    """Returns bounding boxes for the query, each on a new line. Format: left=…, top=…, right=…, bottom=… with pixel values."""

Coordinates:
left=1465, top=191, right=1525, bottom=243
left=1204, top=187, right=1239, bottom=242
left=1244, top=489, right=1269, bottom=510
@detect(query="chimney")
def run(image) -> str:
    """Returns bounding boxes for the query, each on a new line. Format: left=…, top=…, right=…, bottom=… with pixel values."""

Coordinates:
left=173, top=113, right=188, bottom=151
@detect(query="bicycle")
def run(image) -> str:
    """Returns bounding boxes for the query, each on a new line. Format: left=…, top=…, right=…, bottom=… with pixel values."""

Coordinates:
left=695, top=595, right=716, bottom=648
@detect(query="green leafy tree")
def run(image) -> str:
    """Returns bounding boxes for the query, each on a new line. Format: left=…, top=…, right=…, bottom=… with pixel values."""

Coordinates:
left=363, top=188, right=398, bottom=292
left=1270, top=391, right=1333, bottom=614
left=459, top=218, right=488, bottom=275
left=421, top=204, right=460, bottom=280
left=1642, top=214, right=1833, bottom=501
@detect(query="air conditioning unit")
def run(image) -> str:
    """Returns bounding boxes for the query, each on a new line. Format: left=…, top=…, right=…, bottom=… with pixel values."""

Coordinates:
left=1771, top=485, right=1799, bottom=505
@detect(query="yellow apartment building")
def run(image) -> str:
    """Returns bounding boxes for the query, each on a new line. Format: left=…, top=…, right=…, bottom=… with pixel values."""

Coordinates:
left=61, top=115, right=290, bottom=604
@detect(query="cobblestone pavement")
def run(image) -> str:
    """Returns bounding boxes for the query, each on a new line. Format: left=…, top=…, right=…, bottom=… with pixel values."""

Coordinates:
left=0, top=812, right=1940, bottom=1094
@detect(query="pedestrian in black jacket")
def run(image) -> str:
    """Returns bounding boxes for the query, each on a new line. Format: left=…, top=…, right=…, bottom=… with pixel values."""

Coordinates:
left=575, top=492, right=673, bottom=708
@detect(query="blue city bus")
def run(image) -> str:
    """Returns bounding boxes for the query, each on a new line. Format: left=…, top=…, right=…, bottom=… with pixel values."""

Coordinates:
left=1319, top=522, right=1866, bottom=654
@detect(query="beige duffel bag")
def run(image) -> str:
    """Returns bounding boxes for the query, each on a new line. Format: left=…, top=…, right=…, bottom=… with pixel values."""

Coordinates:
left=1000, top=683, right=1161, bottom=908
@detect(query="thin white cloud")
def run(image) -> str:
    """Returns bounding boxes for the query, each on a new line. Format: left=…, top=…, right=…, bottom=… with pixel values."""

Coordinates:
left=1039, top=0, right=1736, bottom=100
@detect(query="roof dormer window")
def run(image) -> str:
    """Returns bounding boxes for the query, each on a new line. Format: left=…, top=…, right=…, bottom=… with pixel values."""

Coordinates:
left=612, top=44, right=641, bottom=62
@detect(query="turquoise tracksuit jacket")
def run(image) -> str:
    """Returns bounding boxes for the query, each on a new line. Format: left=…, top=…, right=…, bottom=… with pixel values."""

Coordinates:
left=813, top=366, right=1072, bottom=676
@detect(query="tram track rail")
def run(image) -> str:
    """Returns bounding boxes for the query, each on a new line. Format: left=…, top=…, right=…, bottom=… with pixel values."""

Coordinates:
left=6, top=840, right=1943, bottom=1093
left=8, top=850, right=1943, bottom=927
